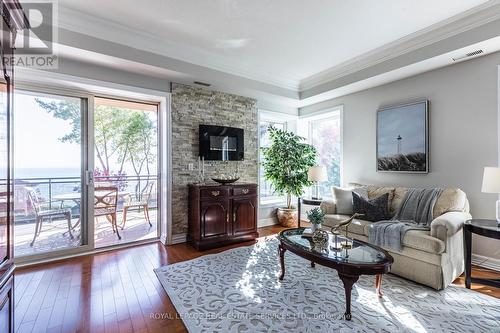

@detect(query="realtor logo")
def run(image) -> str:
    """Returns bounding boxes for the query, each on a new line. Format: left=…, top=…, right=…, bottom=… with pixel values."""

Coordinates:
left=1, top=0, right=58, bottom=69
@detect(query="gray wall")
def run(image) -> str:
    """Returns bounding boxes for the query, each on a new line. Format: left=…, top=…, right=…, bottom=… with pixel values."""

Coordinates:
left=300, top=51, right=500, bottom=259
left=171, top=83, right=258, bottom=235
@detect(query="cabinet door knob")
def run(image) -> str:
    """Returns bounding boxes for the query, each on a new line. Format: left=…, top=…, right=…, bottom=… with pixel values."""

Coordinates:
left=211, top=190, right=220, bottom=197
left=241, top=188, right=249, bottom=194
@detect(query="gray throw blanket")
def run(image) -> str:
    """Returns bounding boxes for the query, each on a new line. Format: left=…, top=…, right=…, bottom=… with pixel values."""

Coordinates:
left=368, top=188, right=443, bottom=252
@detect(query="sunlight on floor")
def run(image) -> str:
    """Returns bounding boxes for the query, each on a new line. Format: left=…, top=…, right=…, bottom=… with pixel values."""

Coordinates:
left=236, top=238, right=280, bottom=303
left=355, top=286, right=427, bottom=333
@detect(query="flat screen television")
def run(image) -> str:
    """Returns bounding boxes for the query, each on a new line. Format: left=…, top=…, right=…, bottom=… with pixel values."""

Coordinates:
left=199, top=125, right=244, bottom=161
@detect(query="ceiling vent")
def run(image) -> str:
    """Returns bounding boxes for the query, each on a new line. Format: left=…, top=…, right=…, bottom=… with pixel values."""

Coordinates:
left=452, top=49, right=484, bottom=62
left=194, top=81, right=211, bottom=87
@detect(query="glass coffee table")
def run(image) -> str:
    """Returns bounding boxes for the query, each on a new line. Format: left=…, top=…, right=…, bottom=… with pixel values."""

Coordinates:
left=277, top=228, right=394, bottom=320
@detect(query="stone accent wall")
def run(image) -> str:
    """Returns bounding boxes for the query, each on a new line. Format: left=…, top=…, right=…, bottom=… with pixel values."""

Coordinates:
left=171, top=83, right=258, bottom=235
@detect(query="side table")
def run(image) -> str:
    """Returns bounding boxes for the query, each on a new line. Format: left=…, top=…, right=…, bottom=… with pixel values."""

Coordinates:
left=297, top=197, right=322, bottom=228
left=463, top=219, right=500, bottom=289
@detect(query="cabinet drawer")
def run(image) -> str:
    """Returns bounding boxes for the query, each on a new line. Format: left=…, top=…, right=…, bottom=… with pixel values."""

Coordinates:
left=232, top=186, right=256, bottom=196
left=200, top=188, right=228, bottom=199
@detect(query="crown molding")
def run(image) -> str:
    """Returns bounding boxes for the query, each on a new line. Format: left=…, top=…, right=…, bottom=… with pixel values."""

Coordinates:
left=299, top=0, right=500, bottom=91
left=56, top=2, right=500, bottom=95
left=56, top=5, right=301, bottom=91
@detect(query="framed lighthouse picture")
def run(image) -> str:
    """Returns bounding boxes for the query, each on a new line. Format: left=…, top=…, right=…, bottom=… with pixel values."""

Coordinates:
left=376, top=100, right=429, bottom=173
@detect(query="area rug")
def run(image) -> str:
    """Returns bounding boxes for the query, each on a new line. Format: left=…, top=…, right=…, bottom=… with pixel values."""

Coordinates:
left=154, top=238, right=500, bottom=333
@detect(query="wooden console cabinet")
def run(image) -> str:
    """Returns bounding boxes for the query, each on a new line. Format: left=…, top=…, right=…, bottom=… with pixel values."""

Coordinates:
left=188, top=183, right=258, bottom=250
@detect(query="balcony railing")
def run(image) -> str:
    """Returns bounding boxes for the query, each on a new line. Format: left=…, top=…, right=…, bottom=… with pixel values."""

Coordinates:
left=14, top=174, right=158, bottom=222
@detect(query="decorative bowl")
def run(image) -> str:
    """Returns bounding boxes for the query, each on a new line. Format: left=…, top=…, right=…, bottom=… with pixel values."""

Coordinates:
left=212, top=177, right=239, bottom=184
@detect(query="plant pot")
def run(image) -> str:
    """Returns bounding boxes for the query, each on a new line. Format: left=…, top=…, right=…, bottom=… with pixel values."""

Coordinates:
left=277, top=207, right=298, bottom=227
left=311, top=223, right=321, bottom=232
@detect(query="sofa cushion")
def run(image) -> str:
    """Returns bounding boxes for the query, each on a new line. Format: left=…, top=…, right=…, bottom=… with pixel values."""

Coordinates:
left=323, top=214, right=351, bottom=227
left=349, top=183, right=469, bottom=217
left=352, top=192, right=391, bottom=222
left=349, top=183, right=395, bottom=212
left=323, top=215, right=371, bottom=236
left=323, top=216, right=446, bottom=254
left=391, top=187, right=408, bottom=215
left=331, top=186, right=368, bottom=215
left=433, top=188, right=468, bottom=216
left=366, top=186, right=395, bottom=206
left=351, top=218, right=373, bottom=236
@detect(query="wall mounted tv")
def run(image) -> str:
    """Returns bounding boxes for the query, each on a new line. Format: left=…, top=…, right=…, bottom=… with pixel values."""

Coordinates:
left=199, top=125, right=244, bottom=161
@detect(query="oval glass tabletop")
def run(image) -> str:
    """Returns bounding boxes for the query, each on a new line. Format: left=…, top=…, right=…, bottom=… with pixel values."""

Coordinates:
left=278, top=228, right=390, bottom=265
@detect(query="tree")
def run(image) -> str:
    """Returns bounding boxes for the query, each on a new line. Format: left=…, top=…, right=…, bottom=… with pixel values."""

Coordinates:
left=261, top=127, right=317, bottom=209
left=93, top=105, right=132, bottom=172
left=36, top=98, right=157, bottom=181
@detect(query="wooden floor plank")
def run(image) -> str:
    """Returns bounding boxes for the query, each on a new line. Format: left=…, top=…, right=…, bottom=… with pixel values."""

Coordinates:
left=14, top=225, right=500, bottom=333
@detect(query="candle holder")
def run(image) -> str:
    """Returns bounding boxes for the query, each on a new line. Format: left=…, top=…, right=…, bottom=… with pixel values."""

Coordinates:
left=197, top=156, right=206, bottom=184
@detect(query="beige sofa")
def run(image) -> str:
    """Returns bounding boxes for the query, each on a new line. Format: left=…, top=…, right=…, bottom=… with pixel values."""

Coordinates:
left=320, top=183, right=471, bottom=290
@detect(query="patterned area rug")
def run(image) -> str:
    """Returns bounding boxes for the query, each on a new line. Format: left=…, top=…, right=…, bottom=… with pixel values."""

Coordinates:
left=154, top=238, right=500, bottom=333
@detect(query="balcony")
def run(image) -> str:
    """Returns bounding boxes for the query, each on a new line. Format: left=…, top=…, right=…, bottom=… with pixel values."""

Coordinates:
left=14, top=175, right=158, bottom=257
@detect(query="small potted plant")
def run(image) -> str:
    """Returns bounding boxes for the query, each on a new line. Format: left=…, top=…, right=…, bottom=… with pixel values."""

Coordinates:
left=306, top=207, right=325, bottom=232
left=261, top=127, right=317, bottom=227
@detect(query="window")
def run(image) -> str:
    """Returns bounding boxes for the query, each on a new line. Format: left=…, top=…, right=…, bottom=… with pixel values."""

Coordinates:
left=300, top=108, right=342, bottom=198
left=259, top=119, right=286, bottom=204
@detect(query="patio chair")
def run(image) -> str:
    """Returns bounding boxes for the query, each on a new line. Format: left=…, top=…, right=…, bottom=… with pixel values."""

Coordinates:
left=121, top=181, right=155, bottom=230
left=94, top=185, right=121, bottom=240
left=26, top=187, right=73, bottom=247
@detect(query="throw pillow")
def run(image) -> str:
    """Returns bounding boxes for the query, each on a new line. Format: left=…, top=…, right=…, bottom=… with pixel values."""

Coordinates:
left=332, top=186, right=368, bottom=215
left=352, top=192, right=391, bottom=222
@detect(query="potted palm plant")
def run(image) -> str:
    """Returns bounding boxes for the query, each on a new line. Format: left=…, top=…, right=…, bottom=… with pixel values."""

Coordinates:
left=262, top=127, right=317, bottom=227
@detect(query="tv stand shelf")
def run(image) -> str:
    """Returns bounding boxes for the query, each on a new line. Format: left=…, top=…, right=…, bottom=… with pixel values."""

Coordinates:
left=188, top=183, right=258, bottom=250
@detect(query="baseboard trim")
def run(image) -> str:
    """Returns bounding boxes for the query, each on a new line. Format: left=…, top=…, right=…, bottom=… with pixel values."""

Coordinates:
left=258, top=218, right=278, bottom=228
left=472, top=254, right=500, bottom=272
left=171, top=233, right=187, bottom=245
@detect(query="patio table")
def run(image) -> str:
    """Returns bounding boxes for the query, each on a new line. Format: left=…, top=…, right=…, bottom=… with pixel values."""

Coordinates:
left=55, top=190, right=130, bottom=235
left=53, top=191, right=129, bottom=208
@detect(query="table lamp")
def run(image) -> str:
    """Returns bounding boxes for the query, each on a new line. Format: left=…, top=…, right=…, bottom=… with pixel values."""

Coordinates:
left=308, top=166, right=328, bottom=200
left=481, top=166, right=500, bottom=223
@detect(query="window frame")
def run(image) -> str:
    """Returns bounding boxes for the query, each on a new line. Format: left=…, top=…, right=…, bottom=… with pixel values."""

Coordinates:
left=300, top=106, right=344, bottom=198
left=258, top=110, right=294, bottom=206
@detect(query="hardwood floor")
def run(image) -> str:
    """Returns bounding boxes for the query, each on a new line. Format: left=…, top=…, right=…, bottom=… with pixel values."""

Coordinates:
left=14, top=225, right=499, bottom=333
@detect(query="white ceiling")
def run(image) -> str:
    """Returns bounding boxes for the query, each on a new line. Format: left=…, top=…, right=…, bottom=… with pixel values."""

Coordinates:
left=57, top=0, right=490, bottom=89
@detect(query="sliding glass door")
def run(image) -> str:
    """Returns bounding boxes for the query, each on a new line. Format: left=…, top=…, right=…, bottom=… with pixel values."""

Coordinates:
left=13, top=90, right=86, bottom=257
left=92, top=97, right=159, bottom=248
left=11, top=87, right=161, bottom=260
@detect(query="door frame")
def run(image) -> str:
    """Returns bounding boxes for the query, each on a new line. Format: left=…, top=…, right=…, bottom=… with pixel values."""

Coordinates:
left=12, top=78, right=171, bottom=265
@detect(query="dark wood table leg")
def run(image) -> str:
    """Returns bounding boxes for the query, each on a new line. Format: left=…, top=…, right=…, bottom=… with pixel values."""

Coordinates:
left=375, top=274, right=383, bottom=298
left=464, top=226, right=472, bottom=289
left=279, top=243, right=286, bottom=281
left=338, top=273, right=359, bottom=321
left=297, top=197, right=301, bottom=228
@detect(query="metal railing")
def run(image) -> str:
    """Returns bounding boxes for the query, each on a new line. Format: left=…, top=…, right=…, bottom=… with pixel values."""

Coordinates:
left=14, top=174, right=158, bottom=220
